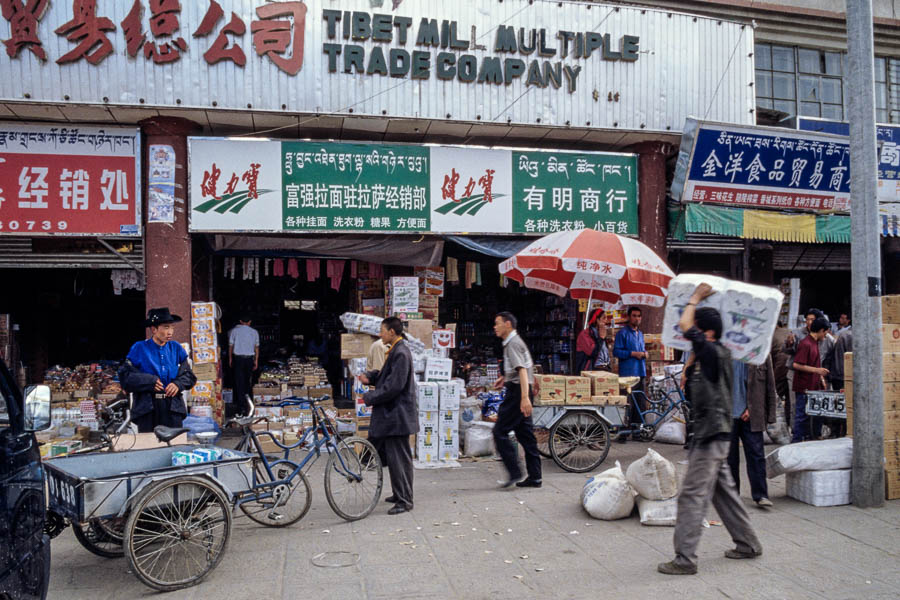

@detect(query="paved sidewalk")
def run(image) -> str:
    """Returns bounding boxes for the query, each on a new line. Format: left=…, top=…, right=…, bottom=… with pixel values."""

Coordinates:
left=48, top=441, right=900, bottom=600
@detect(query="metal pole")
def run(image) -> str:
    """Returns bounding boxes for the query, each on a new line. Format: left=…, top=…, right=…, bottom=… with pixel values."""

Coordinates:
left=846, top=0, right=885, bottom=507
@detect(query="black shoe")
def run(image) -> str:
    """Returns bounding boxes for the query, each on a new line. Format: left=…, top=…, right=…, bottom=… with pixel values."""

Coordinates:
left=388, top=503, right=412, bottom=515
left=516, top=479, right=542, bottom=488
left=384, top=495, right=398, bottom=504
left=616, top=433, right=629, bottom=444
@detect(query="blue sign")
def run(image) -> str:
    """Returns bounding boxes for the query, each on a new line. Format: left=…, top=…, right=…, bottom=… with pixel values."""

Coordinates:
left=672, top=119, right=852, bottom=213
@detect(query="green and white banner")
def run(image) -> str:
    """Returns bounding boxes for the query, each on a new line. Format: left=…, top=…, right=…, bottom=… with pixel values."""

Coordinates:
left=188, top=138, right=637, bottom=235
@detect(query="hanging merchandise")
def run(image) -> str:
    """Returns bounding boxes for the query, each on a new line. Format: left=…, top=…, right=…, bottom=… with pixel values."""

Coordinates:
left=288, top=258, right=300, bottom=278
left=273, top=258, right=284, bottom=277
left=368, top=262, right=383, bottom=279
left=327, top=260, right=345, bottom=291
left=264, top=258, right=271, bottom=277
left=475, top=263, right=482, bottom=286
left=307, top=259, right=321, bottom=281
left=255, top=258, right=260, bottom=284
left=465, top=262, right=477, bottom=289
left=350, top=260, right=358, bottom=279
left=110, top=270, right=145, bottom=295
left=446, top=257, right=459, bottom=283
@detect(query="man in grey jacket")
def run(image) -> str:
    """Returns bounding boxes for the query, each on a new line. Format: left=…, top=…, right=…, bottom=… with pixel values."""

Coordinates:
left=360, top=317, right=418, bottom=515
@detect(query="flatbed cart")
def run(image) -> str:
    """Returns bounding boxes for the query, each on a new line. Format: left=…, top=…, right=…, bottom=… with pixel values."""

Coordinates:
left=532, top=404, right=620, bottom=472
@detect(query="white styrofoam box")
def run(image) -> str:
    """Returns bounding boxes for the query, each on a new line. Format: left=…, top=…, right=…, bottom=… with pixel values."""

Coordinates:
left=785, top=469, right=851, bottom=507
left=439, top=381, right=463, bottom=410
left=425, top=357, right=453, bottom=381
left=418, top=410, right=439, bottom=440
left=417, top=382, right=440, bottom=411
left=662, top=274, right=784, bottom=365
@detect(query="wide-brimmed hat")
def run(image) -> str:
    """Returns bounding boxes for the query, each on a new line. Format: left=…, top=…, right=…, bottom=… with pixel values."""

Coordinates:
left=145, top=307, right=183, bottom=328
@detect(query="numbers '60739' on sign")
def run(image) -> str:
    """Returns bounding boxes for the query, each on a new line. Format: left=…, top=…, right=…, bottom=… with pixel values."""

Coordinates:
left=0, top=221, right=68, bottom=232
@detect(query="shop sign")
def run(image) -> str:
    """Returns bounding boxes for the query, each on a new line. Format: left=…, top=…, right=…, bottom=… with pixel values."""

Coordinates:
left=797, top=117, right=900, bottom=235
left=671, top=118, right=851, bottom=214
left=188, top=138, right=638, bottom=235
left=0, top=122, right=141, bottom=236
left=0, top=2, right=754, bottom=132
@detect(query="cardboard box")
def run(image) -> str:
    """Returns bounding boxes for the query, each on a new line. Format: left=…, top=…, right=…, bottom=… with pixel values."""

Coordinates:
left=191, top=302, right=217, bottom=319
left=844, top=381, right=900, bottom=412
left=886, top=467, right=900, bottom=500
left=192, top=346, right=218, bottom=365
left=190, top=331, right=217, bottom=350
left=845, top=352, right=900, bottom=382
left=418, top=294, right=440, bottom=309
left=644, top=334, right=675, bottom=361
left=886, top=439, right=900, bottom=469
left=424, top=357, right=453, bottom=381
left=884, top=324, right=900, bottom=353
left=417, top=410, right=440, bottom=462
left=341, top=333, right=377, bottom=359
left=593, top=395, right=629, bottom=406
left=417, top=382, right=440, bottom=411
left=408, top=319, right=434, bottom=349
left=308, top=387, right=332, bottom=399
left=191, top=317, right=216, bottom=334
left=538, top=375, right=566, bottom=405
left=438, top=381, right=463, bottom=410
left=883, top=295, right=900, bottom=324
left=193, top=362, right=218, bottom=381
left=565, top=376, right=591, bottom=405
left=582, top=371, right=619, bottom=396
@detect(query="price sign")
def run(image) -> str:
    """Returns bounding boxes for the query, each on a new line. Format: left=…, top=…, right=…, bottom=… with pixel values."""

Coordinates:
left=805, top=391, right=847, bottom=419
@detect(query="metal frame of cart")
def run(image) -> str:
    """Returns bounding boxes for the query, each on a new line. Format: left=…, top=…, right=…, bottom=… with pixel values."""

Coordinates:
left=532, top=405, right=619, bottom=473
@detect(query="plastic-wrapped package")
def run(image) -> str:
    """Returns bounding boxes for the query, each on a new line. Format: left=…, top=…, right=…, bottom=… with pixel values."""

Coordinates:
left=785, top=469, right=851, bottom=506
left=766, top=438, right=853, bottom=478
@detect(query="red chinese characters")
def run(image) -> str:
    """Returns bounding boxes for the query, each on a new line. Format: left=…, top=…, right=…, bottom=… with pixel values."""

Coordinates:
left=1, top=0, right=49, bottom=60
left=441, top=168, right=460, bottom=202
left=241, top=163, right=261, bottom=200
left=478, top=169, right=495, bottom=203
left=251, top=1, right=306, bottom=76
left=55, top=0, right=116, bottom=65
left=200, top=163, right=221, bottom=199
left=193, top=0, right=246, bottom=67
left=120, top=0, right=187, bottom=64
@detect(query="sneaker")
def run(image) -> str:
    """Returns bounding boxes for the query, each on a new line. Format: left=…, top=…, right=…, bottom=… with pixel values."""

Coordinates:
left=515, top=479, right=542, bottom=488
left=755, top=498, right=773, bottom=508
left=657, top=561, right=697, bottom=575
left=724, top=548, right=762, bottom=559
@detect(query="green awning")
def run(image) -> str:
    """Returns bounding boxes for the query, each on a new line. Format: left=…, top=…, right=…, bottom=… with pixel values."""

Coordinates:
left=669, top=204, right=851, bottom=244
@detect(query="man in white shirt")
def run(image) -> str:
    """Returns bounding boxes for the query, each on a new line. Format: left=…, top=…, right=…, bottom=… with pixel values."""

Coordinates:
left=229, top=313, right=259, bottom=416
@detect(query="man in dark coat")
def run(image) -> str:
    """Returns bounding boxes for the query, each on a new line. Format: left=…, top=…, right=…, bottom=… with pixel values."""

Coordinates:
left=119, top=308, right=197, bottom=433
left=728, top=355, right=778, bottom=508
left=360, top=317, right=418, bottom=515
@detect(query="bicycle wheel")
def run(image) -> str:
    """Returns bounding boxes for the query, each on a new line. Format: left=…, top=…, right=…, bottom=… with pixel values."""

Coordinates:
left=549, top=410, right=611, bottom=473
left=534, top=427, right=552, bottom=458
left=324, top=436, right=383, bottom=521
left=71, top=517, right=126, bottom=558
left=239, top=458, right=312, bottom=527
left=124, top=475, right=232, bottom=592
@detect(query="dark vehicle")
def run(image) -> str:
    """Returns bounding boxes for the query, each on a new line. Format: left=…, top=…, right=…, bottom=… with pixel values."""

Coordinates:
left=0, top=358, right=52, bottom=600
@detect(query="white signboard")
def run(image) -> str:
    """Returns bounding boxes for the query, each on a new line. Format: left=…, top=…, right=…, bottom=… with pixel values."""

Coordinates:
left=424, top=357, right=453, bottom=382
left=429, top=146, right=512, bottom=234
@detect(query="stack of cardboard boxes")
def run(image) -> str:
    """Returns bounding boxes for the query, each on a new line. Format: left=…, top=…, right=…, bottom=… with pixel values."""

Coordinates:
left=190, top=302, right=223, bottom=424
left=417, top=382, right=440, bottom=462
left=844, top=295, right=900, bottom=500
left=536, top=372, right=627, bottom=406
left=387, top=276, right=420, bottom=321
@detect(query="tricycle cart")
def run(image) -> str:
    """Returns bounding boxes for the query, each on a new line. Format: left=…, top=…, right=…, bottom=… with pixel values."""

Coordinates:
left=532, top=404, right=619, bottom=473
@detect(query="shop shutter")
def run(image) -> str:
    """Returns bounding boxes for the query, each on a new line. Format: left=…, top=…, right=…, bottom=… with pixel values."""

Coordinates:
left=666, top=234, right=745, bottom=254
left=0, top=237, right=144, bottom=270
left=772, top=243, right=850, bottom=271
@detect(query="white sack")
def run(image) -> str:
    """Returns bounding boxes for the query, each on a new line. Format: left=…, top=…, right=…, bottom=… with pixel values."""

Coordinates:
left=625, top=448, right=679, bottom=500
left=582, top=462, right=636, bottom=520
left=636, top=496, right=678, bottom=526
left=655, top=420, right=687, bottom=445
left=662, top=274, right=784, bottom=365
left=765, top=438, right=853, bottom=479
left=458, top=396, right=482, bottom=433
left=464, top=422, right=494, bottom=457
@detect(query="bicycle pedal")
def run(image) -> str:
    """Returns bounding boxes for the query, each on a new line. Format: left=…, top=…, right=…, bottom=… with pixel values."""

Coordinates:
left=267, top=512, right=284, bottom=521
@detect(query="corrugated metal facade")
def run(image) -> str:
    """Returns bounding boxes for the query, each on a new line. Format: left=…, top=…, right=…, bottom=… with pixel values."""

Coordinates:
left=0, top=238, right=144, bottom=269
left=0, top=0, right=754, bottom=132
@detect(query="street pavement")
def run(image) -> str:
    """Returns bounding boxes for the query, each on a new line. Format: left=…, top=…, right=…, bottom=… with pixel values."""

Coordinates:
left=47, top=440, right=900, bottom=600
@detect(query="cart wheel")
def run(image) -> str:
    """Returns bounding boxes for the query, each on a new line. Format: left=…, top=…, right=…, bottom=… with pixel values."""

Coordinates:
left=549, top=410, right=611, bottom=473
left=324, top=436, right=383, bottom=521
left=240, top=458, right=312, bottom=527
left=72, top=517, right=125, bottom=558
left=534, top=427, right=552, bottom=459
left=124, top=475, right=232, bottom=592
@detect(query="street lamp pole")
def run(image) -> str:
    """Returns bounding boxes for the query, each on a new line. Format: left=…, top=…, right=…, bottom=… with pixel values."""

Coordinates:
left=846, top=0, right=885, bottom=507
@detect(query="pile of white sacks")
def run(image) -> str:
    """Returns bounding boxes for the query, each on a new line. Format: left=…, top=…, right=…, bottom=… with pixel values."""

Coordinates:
left=581, top=449, right=680, bottom=526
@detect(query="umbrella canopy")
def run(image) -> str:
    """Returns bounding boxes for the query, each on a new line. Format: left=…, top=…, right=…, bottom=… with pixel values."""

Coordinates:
left=499, top=229, right=675, bottom=309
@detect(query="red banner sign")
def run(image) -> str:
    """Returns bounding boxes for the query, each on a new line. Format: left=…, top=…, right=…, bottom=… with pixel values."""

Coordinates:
left=0, top=123, right=141, bottom=236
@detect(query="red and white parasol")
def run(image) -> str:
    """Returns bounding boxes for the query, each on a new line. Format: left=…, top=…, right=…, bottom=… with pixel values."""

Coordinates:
left=499, top=229, right=675, bottom=311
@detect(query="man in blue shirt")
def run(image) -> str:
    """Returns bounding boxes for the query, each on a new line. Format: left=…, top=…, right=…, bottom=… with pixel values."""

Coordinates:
left=614, top=307, right=647, bottom=429
left=119, top=308, right=197, bottom=433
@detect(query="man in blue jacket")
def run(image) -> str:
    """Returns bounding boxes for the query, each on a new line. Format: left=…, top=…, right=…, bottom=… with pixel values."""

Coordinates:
left=614, top=306, right=647, bottom=430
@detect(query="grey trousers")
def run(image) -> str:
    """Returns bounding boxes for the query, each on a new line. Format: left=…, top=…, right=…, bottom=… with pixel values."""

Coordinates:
left=673, top=439, right=762, bottom=568
left=374, top=435, right=414, bottom=509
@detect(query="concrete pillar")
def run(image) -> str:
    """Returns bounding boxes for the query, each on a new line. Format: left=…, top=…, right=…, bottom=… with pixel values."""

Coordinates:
left=630, top=141, right=675, bottom=334
left=139, top=117, right=201, bottom=341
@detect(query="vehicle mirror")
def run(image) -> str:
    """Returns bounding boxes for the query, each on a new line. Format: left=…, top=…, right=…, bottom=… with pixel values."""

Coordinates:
left=23, top=384, right=52, bottom=432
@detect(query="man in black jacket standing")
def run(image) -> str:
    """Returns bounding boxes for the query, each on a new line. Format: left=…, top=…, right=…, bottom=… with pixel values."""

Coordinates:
left=119, top=308, right=197, bottom=432
left=360, top=317, right=418, bottom=515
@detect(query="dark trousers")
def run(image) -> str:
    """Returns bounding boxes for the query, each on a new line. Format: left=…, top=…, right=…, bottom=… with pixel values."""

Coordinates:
left=133, top=394, right=185, bottom=433
left=792, top=393, right=823, bottom=442
left=494, top=383, right=542, bottom=482
left=232, top=355, right=254, bottom=415
left=627, top=378, right=646, bottom=426
left=373, top=435, right=414, bottom=509
left=727, top=418, right=768, bottom=502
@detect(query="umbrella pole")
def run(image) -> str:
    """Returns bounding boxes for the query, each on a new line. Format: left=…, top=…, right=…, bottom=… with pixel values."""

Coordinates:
left=583, top=287, right=594, bottom=329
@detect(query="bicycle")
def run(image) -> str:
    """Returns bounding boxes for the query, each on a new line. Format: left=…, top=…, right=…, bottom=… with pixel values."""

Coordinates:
left=229, top=397, right=383, bottom=525
left=618, top=374, right=692, bottom=442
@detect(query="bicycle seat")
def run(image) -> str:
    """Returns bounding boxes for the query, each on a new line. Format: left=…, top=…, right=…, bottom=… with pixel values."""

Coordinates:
left=154, top=425, right=190, bottom=443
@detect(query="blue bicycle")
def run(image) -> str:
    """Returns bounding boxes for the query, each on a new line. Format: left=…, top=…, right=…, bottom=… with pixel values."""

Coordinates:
left=231, top=398, right=383, bottom=525
left=619, top=374, right=692, bottom=442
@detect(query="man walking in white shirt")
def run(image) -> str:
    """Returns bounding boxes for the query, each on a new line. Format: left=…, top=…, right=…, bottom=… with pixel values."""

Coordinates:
left=229, top=313, right=259, bottom=416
